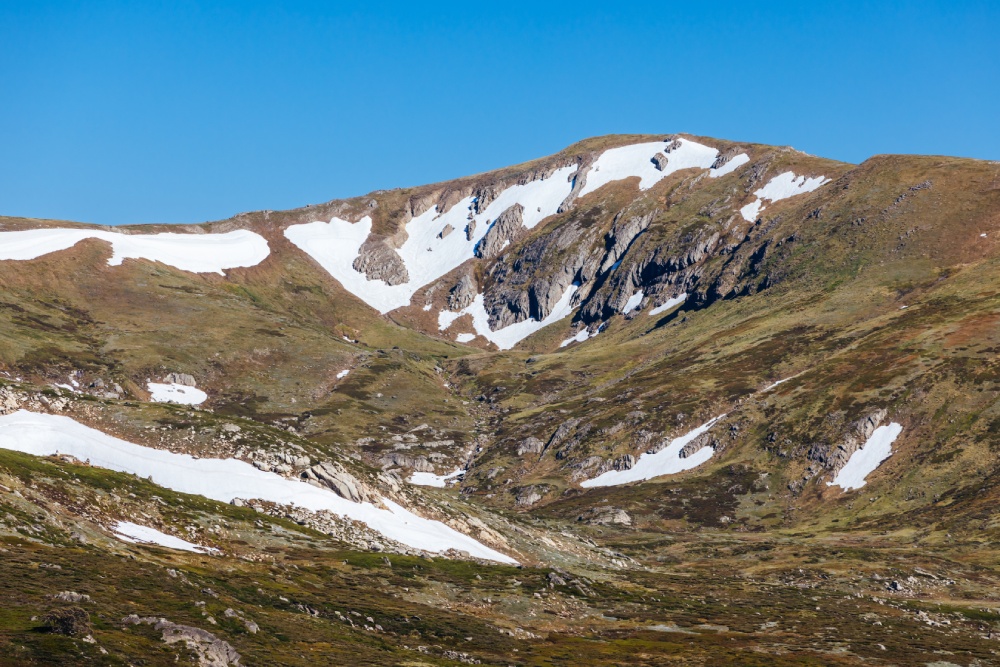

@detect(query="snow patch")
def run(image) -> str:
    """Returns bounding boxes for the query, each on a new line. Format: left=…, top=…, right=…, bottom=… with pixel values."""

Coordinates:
left=409, top=468, right=464, bottom=488
left=336, top=370, right=350, bottom=380
left=114, top=521, right=218, bottom=554
left=439, top=285, right=578, bottom=350
left=581, top=415, right=726, bottom=487
left=0, top=228, right=269, bottom=275
left=622, top=290, right=644, bottom=313
left=0, top=411, right=515, bottom=563
left=649, top=293, right=687, bottom=316
left=740, top=172, right=830, bottom=222
left=829, top=423, right=902, bottom=491
left=147, top=382, right=207, bottom=406
left=455, top=333, right=476, bottom=343
left=709, top=153, right=750, bottom=178
left=580, top=138, right=718, bottom=197
left=560, top=329, right=591, bottom=348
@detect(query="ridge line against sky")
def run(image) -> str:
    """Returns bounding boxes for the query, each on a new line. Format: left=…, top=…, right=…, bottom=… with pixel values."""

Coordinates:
left=1, top=1, right=998, bottom=226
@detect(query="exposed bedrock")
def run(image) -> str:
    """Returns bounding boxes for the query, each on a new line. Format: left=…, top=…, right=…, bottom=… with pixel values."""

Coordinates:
left=352, top=237, right=409, bottom=286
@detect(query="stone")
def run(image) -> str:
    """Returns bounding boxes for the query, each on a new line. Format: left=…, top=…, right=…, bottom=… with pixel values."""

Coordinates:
left=352, top=237, right=410, bottom=286
left=516, top=437, right=545, bottom=456
left=652, top=152, right=669, bottom=171
left=437, top=224, right=454, bottom=239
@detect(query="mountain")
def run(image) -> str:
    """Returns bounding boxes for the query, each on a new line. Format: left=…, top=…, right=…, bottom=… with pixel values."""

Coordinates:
left=1, top=133, right=1000, bottom=665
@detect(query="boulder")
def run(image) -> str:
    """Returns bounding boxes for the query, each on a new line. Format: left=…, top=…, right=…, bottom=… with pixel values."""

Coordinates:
left=165, top=372, right=196, bottom=387
left=352, top=237, right=410, bottom=286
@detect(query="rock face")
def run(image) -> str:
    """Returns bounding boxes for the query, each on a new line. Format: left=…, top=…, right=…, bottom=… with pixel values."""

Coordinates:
left=379, top=452, right=434, bottom=472
left=165, top=372, right=196, bottom=387
left=123, top=615, right=241, bottom=667
left=598, top=211, right=653, bottom=274
left=448, top=274, right=478, bottom=311
left=352, top=237, right=409, bottom=285
left=475, top=204, right=525, bottom=260
left=711, top=148, right=741, bottom=170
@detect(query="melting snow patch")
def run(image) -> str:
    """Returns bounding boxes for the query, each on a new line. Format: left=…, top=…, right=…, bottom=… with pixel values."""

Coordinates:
left=409, top=469, right=464, bottom=488
left=829, top=423, right=903, bottom=491
left=740, top=172, right=830, bottom=222
left=560, top=329, right=592, bottom=348
left=580, top=139, right=718, bottom=196
left=581, top=415, right=726, bottom=487
left=649, top=293, right=687, bottom=316
left=455, top=333, right=476, bottom=343
left=114, top=521, right=218, bottom=554
left=0, top=411, right=515, bottom=563
left=336, top=370, right=350, bottom=379
left=147, top=382, right=207, bottom=406
left=709, top=153, right=750, bottom=178
left=439, top=286, right=578, bottom=350
left=0, top=229, right=270, bottom=275
left=622, top=290, right=644, bottom=314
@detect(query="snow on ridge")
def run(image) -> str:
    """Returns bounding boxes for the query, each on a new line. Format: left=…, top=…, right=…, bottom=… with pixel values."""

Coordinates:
left=649, top=293, right=687, bottom=316
left=440, top=286, right=578, bottom=350
left=580, top=139, right=718, bottom=197
left=581, top=415, right=726, bottom=487
left=285, top=139, right=747, bottom=316
left=709, top=153, right=750, bottom=178
left=740, top=172, right=830, bottom=222
left=0, top=228, right=270, bottom=275
left=0, top=410, right=515, bottom=563
left=114, top=521, right=218, bottom=554
left=829, top=423, right=902, bottom=491
left=409, top=468, right=464, bottom=488
left=147, top=382, right=207, bottom=406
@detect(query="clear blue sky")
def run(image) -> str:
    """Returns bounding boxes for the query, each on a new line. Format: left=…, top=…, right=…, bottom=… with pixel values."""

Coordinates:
left=2, top=1, right=997, bottom=226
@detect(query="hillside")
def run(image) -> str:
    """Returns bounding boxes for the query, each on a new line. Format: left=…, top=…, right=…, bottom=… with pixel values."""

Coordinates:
left=2, top=133, right=1000, bottom=665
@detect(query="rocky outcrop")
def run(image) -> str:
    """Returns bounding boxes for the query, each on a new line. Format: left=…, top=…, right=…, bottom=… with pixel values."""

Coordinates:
left=482, top=219, right=601, bottom=329
left=598, top=211, right=653, bottom=274
left=475, top=204, right=525, bottom=260
left=577, top=507, right=632, bottom=526
left=352, top=237, right=409, bottom=286
left=438, top=224, right=454, bottom=239
left=516, top=437, right=545, bottom=456
left=678, top=432, right=717, bottom=459
left=808, top=409, right=888, bottom=472
left=448, top=274, right=477, bottom=311
left=302, top=461, right=376, bottom=504
left=379, top=452, right=434, bottom=472
left=652, top=152, right=669, bottom=171
left=711, top=148, right=742, bottom=170
left=164, top=372, right=196, bottom=387
left=123, top=615, right=241, bottom=667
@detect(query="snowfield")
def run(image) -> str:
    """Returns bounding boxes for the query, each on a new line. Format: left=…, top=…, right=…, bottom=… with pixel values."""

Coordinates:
left=409, top=468, right=464, bottom=488
left=114, top=521, right=218, bottom=554
left=581, top=416, right=726, bottom=487
left=0, top=228, right=270, bottom=275
left=439, top=286, right=578, bottom=350
left=740, top=172, right=830, bottom=222
left=285, top=139, right=749, bottom=316
left=0, top=411, right=515, bottom=563
left=147, top=382, right=208, bottom=406
left=622, top=290, right=644, bottom=313
left=829, top=423, right=903, bottom=491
